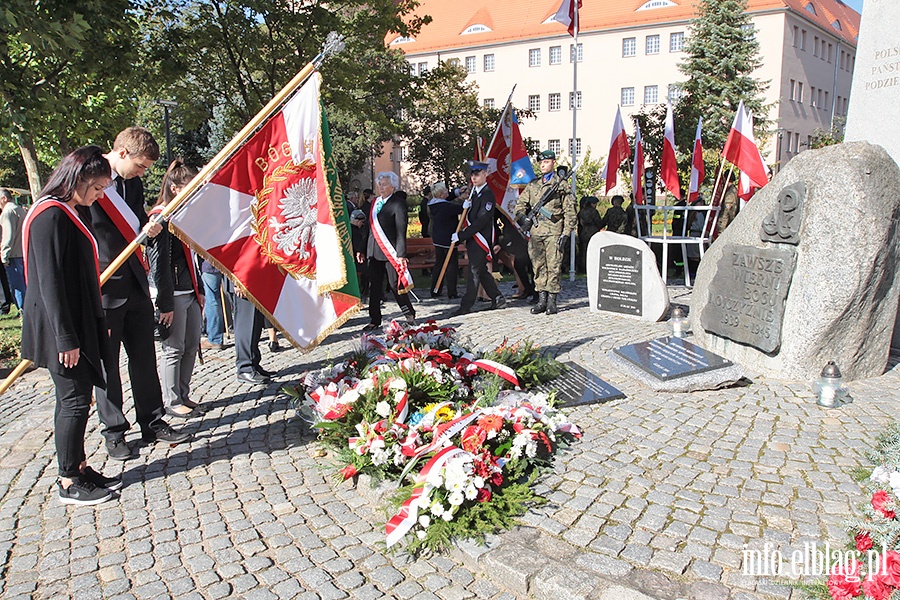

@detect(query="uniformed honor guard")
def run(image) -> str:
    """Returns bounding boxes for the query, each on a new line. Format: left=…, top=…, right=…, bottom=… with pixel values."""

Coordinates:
left=515, top=150, right=576, bottom=315
left=451, top=161, right=506, bottom=315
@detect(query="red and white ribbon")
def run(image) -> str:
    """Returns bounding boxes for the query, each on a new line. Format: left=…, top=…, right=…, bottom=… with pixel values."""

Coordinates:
left=370, top=197, right=414, bottom=293
left=473, top=359, right=520, bottom=389
left=96, top=183, right=148, bottom=270
left=23, top=198, right=100, bottom=286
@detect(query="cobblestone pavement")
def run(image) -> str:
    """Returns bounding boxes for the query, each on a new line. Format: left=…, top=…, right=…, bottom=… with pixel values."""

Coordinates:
left=2, top=279, right=898, bottom=599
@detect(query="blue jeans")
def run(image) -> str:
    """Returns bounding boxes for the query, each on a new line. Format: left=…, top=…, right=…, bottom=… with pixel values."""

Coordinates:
left=6, top=258, right=25, bottom=310
left=201, top=271, right=224, bottom=344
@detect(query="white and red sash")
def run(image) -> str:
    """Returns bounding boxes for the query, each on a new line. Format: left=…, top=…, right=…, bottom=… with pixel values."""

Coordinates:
left=148, top=206, right=201, bottom=299
left=96, top=182, right=147, bottom=270
left=370, top=197, right=414, bottom=293
left=465, top=187, right=493, bottom=260
left=22, top=198, right=100, bottom=287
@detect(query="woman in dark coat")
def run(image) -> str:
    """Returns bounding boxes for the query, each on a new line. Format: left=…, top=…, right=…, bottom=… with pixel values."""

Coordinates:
left=21, top=145, right=121, bottom=505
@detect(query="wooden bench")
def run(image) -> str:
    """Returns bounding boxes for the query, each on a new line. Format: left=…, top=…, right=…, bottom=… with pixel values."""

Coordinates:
left=406, top=238, right=468, bottom=271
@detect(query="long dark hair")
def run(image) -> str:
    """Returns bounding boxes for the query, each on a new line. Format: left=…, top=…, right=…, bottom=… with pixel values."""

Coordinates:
left=156, top=158, right=198, bottom=207
left=39, top=145, right=111, bottom=203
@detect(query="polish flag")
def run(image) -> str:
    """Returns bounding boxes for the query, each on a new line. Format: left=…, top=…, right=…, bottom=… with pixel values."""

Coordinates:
left=631, top=124, right=645, bottom=205
left=554, top=0, right=583, bottom=37
left=600, top=106, right=631, bottom=195
left=660, top=100, right=681, bottom=200
left=723, top=100, right=768, bottom=201
left=688, top=118, right=704, bottom=203
left=169, top=72, right=360, bottom=351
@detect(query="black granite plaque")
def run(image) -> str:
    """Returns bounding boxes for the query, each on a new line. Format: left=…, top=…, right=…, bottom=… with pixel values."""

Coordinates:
left=700, top=244, right=796, bottom=353
left=597, top=245, right=642, bottom=316
left=613, top=337, right=733, bottom=381
left=536, top=361, right=625, bottom=407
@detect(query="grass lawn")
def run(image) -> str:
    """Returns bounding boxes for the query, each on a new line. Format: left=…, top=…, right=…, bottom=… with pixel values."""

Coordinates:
left=0, top=308, right=22, bottom=369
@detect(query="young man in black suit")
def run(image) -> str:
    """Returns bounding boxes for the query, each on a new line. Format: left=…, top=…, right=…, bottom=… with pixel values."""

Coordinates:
left=364, top=171, right=415, bottom=330
left=92, top=127, right=190, bottom=459
left=452, top=161, right=506, bottom=315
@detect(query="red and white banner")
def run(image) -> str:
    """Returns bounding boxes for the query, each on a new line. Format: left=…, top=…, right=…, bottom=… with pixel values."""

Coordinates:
left=472, top=359, right=520, bottom=388
left=169, top=72, right=359, bottom=351
left=660, top=100, right=681, bottom=200
left=601, top=106, right=631, bottom=195
left=486, top=103, right=535, bottom=214
left=632, top=124, right=645, bottom=205
left=723, top=101, right=768, bottom=201
left=688, top=118, right=704, bottom=203
left=370, top=199, right=414, bottom=293
left=554, top=0, right=583, bottom=37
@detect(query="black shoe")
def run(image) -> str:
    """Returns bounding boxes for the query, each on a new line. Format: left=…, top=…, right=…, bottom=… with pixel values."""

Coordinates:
left=0, top=305, right=9, bottom=315
left=546, top=293, right=559, bottom=315
left=452, top=306, right=472, bottom=316
left=165, top=407, right=199, bottom=419
left=237, top=371, right=270, bottom=385
left=268, top=340, right=282, bottom=353
left=447, top=294, right=458, bottom=299
left=58, top=478, right=113, bottom=506
left=362, top=322, right=381, bottom=332
left=106, top=438, right=133, bottom=461
left=256, top=366, right=277, bottom=378
left=531, top=292, right=548, bottom=315
left=81, top=466, right=123, bottom=491
left=406, top=315, right=416, bottom=326
left=490, top=295, right=507, bottom=310
left=144, top=424, right=191, bottom=445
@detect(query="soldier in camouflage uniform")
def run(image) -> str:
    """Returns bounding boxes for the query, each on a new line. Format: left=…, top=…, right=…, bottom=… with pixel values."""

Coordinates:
left=515, top=150, right=576, bottom=315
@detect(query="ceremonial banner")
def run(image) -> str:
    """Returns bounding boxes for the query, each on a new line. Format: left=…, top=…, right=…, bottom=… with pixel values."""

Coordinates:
left=486, top=104, right=536, bottom=213
left=632, top=124, right=645, bottom=205
left=660, top=100, right=681, bottom=200
left=723, top=100, right=768, bottom=201
left=170, top=72, right=359, bottom=351
left=688, top=118, right=704, bottom=203
left=601, top=106, right=631, bottom=195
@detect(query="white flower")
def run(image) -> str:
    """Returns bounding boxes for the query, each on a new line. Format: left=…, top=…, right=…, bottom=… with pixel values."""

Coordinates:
left=889, top=471, right=900, bottom=491
left=339, top=389, right=360, bottom=405
left=356, top=378, right=375, bottom=395
left=375, top=401, right=391, bottom=418
left=417, top=530, right=427, bottom=540
left=872, top=466, right=891, bottom=484
left=389, top=378, right=407, bottom=391
left=473, top=476, right=485, bottom=489
left=448, top=491, right=465, bottom=506
left=464, top=485, right=478, bottom=500
left=430, top=502, right=445, bottom=517
left=442, top=510, right=454, bottom=522
left=418, top=515, right=431, bottom=528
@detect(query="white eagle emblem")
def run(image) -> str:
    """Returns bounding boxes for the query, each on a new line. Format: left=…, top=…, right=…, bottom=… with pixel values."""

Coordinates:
left=268, top=178, right=317, bottom=259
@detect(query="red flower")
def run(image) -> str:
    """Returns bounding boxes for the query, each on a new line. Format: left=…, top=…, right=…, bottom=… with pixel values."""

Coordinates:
left=872, top=490, right=896, bottom=519
left=477, top=414, right=504, bottom=434
left=461, top=426, right=487, bottom=453
left=476, top=487, right=492, bottom=503
left=881, top=550, right=900, bottom=587
left=827, top=559, right=862, bottom=600
left=862, top=571, right=892, bottom=600
left=855, top=532, right=874, bottom=552
left=490, top=471, right=504, bottom=486
left=339, top=465, right=358, bottom=480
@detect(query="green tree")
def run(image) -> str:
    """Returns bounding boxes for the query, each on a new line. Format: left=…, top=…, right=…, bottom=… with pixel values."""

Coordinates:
left=808, top=118, right=845, bottom=149
left=0, top=0, right=137, bottom=196
left=404, top=62, right=499, bottom=186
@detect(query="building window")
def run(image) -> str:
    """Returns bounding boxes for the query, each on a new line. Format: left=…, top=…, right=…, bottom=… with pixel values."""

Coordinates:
left=644, top=85, right=659, bottom=104
left=484, top=98, right=495, bottom=109
left=796, top=81, right=804, bottom=103
left=549, top=93, right=562, bottom=111
left=667, top=84, right=683, bottom=102
left=800, top=29, right=807, bottom=51
left=529, top=48, right=541, bottom=67
left=621, top=87, right=635, bottom=106
left=550, top=46, right=562, bottom=65
left=408, top=62, right=416, bottom=75
left=484, top=54, right=495, bottom=72
left=810, top=85, right=817, bottom=107
left=827, top=43, right=833, bottom=63
left=792, top=26, right=800, bottom=47
left=824, top=91, right=830, bottom=110
left=623, top=37, right=636, bottom=57
left=448, top=58, right=460, bottom=67
left=813, top=36, right=819, bottom=57
left=528, top=94, right=541, bottom=112
left=669, top=32, right=684, bottom=52
left=789, top=79, right=797, bottom=101
left=418, top=62, right=428, bottom=76
left=568, top=91, right=583, bottom=110
left=548, top=140, right=561, bottom=156
left=568, top=138, right=582, bottom=157
left=400, top=146, right=409, bottom=161
left=569, top=43, right=583, bottom=62
left=646, top=35, right=660, bottom=55
left=465, top=56, right=476, bottom=73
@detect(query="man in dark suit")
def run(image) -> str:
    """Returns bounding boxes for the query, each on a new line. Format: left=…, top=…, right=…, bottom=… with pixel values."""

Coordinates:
left=92, top=127, right=190, bottom=459
left=452, top=161, right=506, bottom=315
left=364, top=171, right=415, bottom=330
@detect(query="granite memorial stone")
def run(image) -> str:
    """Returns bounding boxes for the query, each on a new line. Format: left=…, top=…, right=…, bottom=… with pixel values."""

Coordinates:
left=535, top=361, right=625, bottom=407
left=691, top=142, right=900, bottom=381
left=587, top=232, right=669, bottom=321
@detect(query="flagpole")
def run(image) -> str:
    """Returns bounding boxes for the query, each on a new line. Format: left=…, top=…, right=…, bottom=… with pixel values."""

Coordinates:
left=0, top=34, right=346, bottom=397
left=568, top=5, right=579, bottom=282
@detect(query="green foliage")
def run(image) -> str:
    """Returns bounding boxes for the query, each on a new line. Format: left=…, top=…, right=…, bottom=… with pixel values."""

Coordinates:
left=571, top=148, right=607, bottom=200
left=808, top=118, right=846, bottom=150
left=0, top=310, right=22, bottom=368
left=480, top=339, right=565, bottom=390
left=404, top=61, right=501, bottom=185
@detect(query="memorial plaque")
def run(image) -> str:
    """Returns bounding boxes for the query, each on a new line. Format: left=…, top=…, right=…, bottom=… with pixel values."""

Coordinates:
left=597, top=245, right=643, bottom=316
left=613, top=337, right=733, bottom=381
left=700, top=244, right=796, bottom=354
left=536, top=361, right=625, bottom=407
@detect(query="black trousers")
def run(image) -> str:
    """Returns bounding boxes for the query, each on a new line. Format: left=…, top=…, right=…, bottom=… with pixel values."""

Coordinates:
left=0, top=262, right=11, bottom=311
left=95, top=292, right=166, bottom=440
left=51, top=372, right=92, bottom=478
left=234, top=294, right=264, bottom=375
left=430, top=245, right=459, bottom=297
left=461, top=244, right=500, bottom=311
left=367, top=258, right=415, bottom=325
